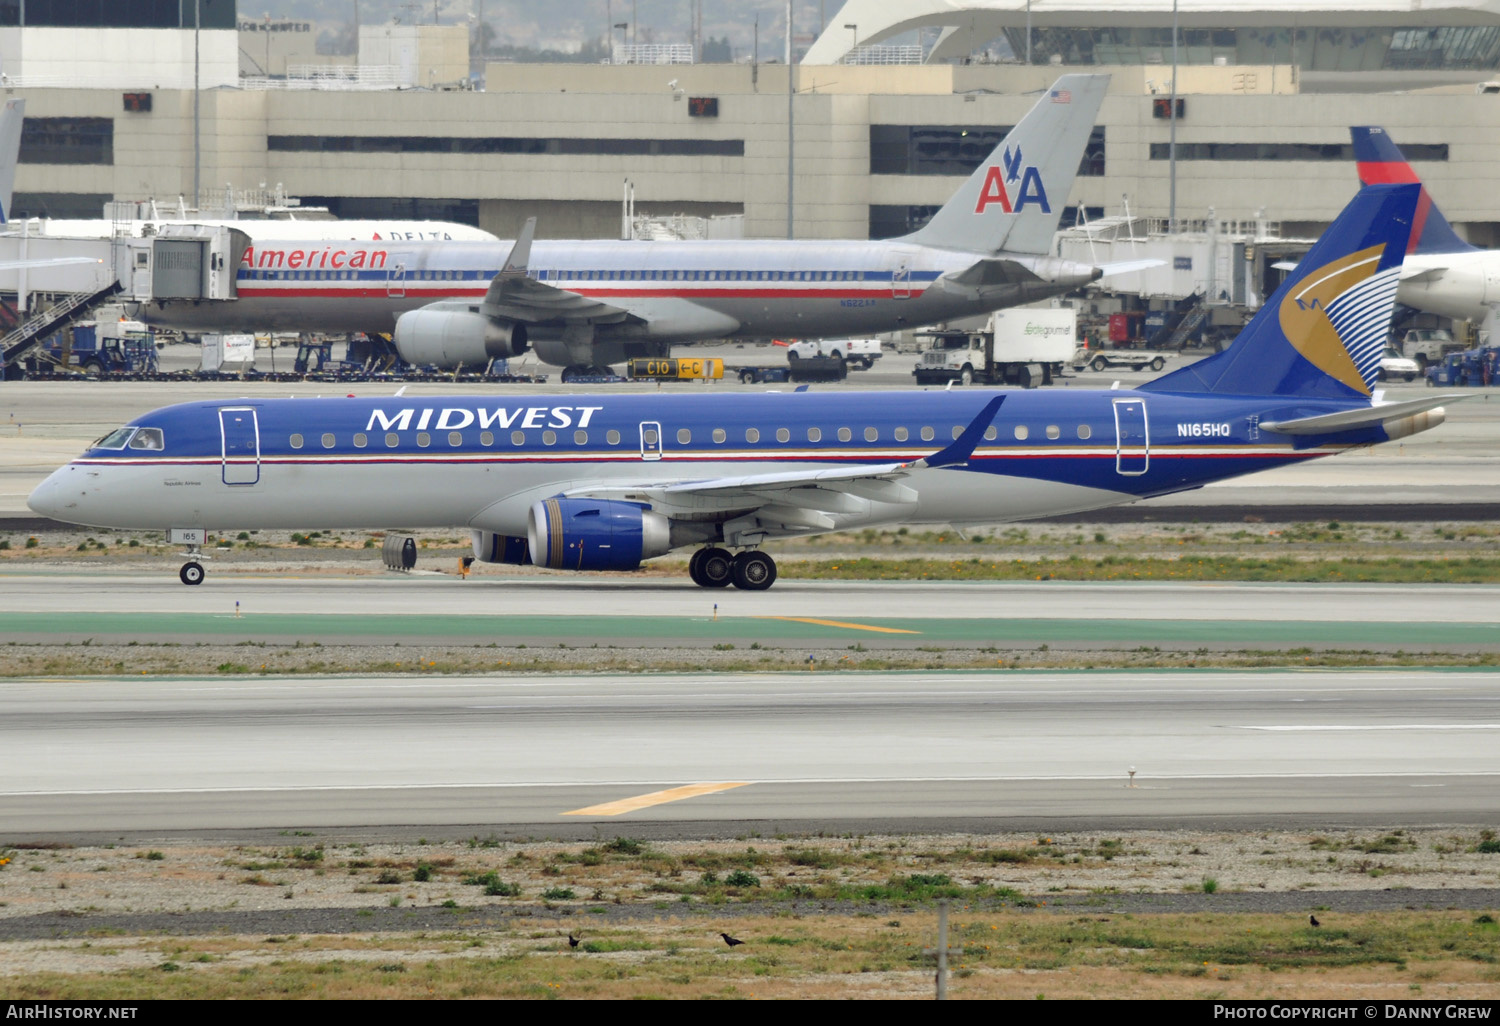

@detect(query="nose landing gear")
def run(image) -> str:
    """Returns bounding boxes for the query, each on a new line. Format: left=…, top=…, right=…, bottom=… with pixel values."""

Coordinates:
left=688, top=547, right=776, bottom=590
left=179, top=560, right=205, bottom=586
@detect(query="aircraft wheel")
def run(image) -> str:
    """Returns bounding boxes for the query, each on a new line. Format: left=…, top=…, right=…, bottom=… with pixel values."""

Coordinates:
left=730, top=550, right=777, bottom=591
left=179, top=561, right=205, bottom=586
left=697, top=547, right=735, bottom=588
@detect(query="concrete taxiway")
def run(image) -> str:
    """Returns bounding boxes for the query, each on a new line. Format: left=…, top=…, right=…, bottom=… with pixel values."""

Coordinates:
left=1, top=671, right=1496, bottom=835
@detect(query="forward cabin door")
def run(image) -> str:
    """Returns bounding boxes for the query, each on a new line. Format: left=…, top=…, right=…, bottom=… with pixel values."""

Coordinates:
left=1112, top=398, right=1149, bottom=476
left=639, top=421, right=663, bottom=461
left=888, top=254, right=912, bottom=300
left=219, top=407, right=261, bottom=485
left=387, top=263, right=406, bottom=298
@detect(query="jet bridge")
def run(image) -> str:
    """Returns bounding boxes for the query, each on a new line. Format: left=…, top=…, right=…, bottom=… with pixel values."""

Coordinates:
left=118, top=224, right=248, bottom=304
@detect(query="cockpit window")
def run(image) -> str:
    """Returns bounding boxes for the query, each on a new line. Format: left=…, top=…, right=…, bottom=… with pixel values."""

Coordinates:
left=127, top=428, right=164, bottom=450
left=94, top=427, right=136, bottom=449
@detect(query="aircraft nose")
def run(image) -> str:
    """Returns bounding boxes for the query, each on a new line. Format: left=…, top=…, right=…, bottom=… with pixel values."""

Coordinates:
left=27, top=465, right=75, bottom=520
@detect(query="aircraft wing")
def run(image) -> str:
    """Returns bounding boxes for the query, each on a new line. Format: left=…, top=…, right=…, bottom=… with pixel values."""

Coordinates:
left=560, top=398, right=1004, bottom=531
left=480, top=217, right=636, bottom=325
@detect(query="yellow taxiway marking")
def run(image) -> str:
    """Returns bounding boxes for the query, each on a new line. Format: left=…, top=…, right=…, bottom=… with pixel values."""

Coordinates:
left=562, top=781, right=751, bottom=817
left=758, top=616, right=922, bottom=635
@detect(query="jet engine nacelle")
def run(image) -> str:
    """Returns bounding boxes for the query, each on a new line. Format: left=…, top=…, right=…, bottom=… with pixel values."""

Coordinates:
left=527, top=498, right=671, bottom=572
left=471, top=531, right=531, bottom=565
left=393, top=308, right=528, bottom=367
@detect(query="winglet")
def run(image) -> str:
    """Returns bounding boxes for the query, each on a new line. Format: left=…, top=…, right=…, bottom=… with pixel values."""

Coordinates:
left=502, top=217, right=536, bottom=274
left=916, top=396, right=1004, bottom=469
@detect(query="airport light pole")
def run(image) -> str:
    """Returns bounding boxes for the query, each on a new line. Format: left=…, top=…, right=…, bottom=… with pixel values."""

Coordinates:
left=787, top=0, right=794, bottom=240
left=193, top=0, right=201, bottom=211
left=844, top=22, right=857, bottom=62
left=1169, top=0, right=1178, bottom=231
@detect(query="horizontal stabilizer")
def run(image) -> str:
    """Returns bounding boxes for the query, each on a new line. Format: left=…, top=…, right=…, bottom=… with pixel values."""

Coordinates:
left=1261, top=394, right=1464, bottom=434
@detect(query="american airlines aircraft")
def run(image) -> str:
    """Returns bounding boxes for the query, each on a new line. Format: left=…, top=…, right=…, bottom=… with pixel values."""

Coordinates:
left=1352, top=126, right=1500, bottom=332
left=132, top=75, right=1132, bottom=376
left=29, top=182, right=1458, bottom=591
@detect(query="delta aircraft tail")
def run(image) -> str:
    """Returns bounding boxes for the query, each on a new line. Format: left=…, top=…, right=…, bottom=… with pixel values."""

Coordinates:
left=1351, top=126, right=1473, bottom=255
left=1142, top=182, right=1419, bottom=400
left=901, top=73, right=1108, bottom=256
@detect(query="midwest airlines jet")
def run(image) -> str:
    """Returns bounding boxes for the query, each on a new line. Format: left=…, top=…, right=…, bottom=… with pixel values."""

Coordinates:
left=133, top=75, right=1127, bottom=375
left=31, top=183, right=1458, bottom=590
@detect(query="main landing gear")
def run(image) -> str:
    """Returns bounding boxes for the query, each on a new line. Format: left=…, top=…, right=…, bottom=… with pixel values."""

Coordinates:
left=688, top=547, right=777, bottom=591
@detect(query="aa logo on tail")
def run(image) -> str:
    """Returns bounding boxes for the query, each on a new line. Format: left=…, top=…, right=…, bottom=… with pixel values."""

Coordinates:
left=974, top=145, right=1051, bottom=215
left=1277, top=244, right=1400, bottom=396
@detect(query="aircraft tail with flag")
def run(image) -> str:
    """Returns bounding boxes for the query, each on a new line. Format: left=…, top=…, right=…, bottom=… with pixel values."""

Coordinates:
left=1351, top=126, right=1473, bottom=255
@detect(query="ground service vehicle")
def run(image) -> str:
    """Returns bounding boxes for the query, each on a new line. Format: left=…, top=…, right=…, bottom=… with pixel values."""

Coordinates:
left=785, top=338, right=882, bottom=369
left=1399, top=328, right=1465, bottom=370
left=915, top=308, right=1075, bottom=387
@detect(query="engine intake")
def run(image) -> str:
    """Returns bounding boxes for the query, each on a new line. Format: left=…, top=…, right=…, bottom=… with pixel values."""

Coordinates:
left=528, top=498, right=671, bottom=571
left=393, top=308, right=528, bottom=367
left=471, top=531, right=531, bottom=565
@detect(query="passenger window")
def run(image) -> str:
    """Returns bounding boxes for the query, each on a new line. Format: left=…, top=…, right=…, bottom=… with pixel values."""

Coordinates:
left=921, top=426, right=934, bottom=442
left=1046, top=425, right=1061, bottom=440
left=838, top=427, right=852, bottom=442
left=894, top=426, right=908, bottom=442
left=712, top=428, right=726, bottom=443
left=385, top=432, right=399, bottom=447
left=416, top=432, right=431, bottom=448
left=542, top=430, right=557, bottom=446
left=354, top=432, right=367, bottom=448
left=807, top=427, right=822, bottom=442
left=449, top=431, right=463, bottom=447
left=322, top=433, right=335, bottom=449
left=952, top=426, right=963, bottom=439
left=864, top=427, right=878, bottom=442
left=746, top=428, right=760, bottom=443
left=1014, top=425, right=1029, bottom=440
left=776, top=428, right=790, bottom=443
left=289, top=433, right=304, bottom=449
left=574, top=430, right=587, bottom=445
left=128, top=428, right=164, bottom=450
left=512, top=430, right=525, bottom=445
left=677, top=428, right=691, bottom=444
left=1077, top=424, right=1092, bottom=439
left=984, top=426, right=997, bottom=441
left=480, top=431, right=494, bottom=446
left=606, top=429, right=621, bottom=445
left=643, top=427, right=659, bottom=445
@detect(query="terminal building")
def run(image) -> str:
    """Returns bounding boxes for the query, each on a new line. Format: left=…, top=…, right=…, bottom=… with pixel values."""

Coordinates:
left=1, top=2, right=1499, bottom=250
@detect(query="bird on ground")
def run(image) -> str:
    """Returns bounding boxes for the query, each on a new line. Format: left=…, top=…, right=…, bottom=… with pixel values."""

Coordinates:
left=568, top=934, right=581, bottom=948
left=720, top=932, right=745, bottom=947
left=1309, top=914, right=1321, bottom=928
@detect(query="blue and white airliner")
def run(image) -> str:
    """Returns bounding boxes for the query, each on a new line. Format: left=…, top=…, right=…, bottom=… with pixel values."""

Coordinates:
left=132, top=75, right=1134, bottom=376
left=30, top=183, right=1459, bottom=590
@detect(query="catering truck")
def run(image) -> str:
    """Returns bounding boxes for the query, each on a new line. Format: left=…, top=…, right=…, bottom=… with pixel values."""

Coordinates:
left=913, top=307, right=1076, bottom=387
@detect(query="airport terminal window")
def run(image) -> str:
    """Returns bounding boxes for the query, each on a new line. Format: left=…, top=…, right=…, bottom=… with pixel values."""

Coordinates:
left=864, top=427, right=878, bottom=442
left=271, top=135, right=743, bottom=158
left=1150, top=142, right=1448, bottom=162
left=1046, top=425, right=1061, bottom=440
left=480, top=431, right=494, bottom=446
left=1, top=2, right=234, bottom=29
left=837, top=427, right=852, bottom=442
left=20, top=117, right=113, bottom=165
left=416, top=432, right=430, bottom=448
left=746, top=428, right=760, bottom=443
left=807, top=427, right=821, bottom=442
left=677, top=428, right=691, bottom=444
left=542, top=430, right=556, bottom=446
left=606, top=429, right=621, bottom=445
left=353, top=433, right=367, bottom=448
left=511, top=431, right=525, bottom=446
left=1015, top=425, right=1030, bottom=440
left=871, top=125, right=1104, bottom=177
left=894, top=426, right=908, bottom=442
left=1078, top=425, right=1092, bottom=439
left=920, top=426, right=935, bottom=442
left=321, top=433, right=335, bottom=449
left=385, top=433, right=399, bottom=447
left=574, top=430, right=587, bottom=445
left=127, top=428, right=163, bottom=450
left=289, top=433, right=304, bottom=449
left=712, top=428, right=726, bottom=444
left=449, top=432, right=462, bottom=447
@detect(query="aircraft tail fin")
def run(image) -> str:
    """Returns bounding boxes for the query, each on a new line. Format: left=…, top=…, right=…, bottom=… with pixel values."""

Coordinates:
left=1351, top=126, right=1473, bottom=255
left=0, top=99, right=24, bottom=224
left=901, top=74, right=1108, bottom=256
left=1142, top=182, right=1420, bottom=400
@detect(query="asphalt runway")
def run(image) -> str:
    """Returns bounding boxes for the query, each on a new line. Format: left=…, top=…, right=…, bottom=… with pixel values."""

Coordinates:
left=2, top=671, right=1496, bottom=836
left=2, top=574, right=1498, bottom=651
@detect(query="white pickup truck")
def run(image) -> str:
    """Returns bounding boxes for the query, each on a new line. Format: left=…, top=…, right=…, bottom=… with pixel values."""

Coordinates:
left=785, top=338, right=882, bottom=369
